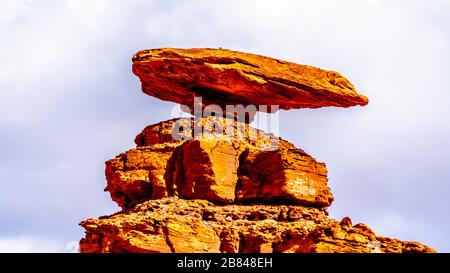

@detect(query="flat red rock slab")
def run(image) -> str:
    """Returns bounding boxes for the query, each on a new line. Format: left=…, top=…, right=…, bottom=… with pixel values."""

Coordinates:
left=132, top=48, right=368, bottom=112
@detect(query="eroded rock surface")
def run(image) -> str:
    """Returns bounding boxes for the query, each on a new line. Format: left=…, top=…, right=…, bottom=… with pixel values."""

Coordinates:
left=105, top=117, right=332, bottom=209
left=80, top=48, right=434, bottom=253
left=132, top=48, right=368, bottom=116
left=80, top=198, right=433, bottom=253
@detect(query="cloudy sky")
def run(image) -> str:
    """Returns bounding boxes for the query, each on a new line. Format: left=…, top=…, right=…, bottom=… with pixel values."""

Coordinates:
left=1, top=0, right=449, bottom=252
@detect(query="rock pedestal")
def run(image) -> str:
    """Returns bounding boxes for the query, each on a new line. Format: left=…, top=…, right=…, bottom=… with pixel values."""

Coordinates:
left=79, top=48, right=434, bottom=253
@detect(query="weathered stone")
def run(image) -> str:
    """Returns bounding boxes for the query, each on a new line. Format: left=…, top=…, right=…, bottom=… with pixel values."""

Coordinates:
left=236, top=147, right=332, bottom=207
left=80, top=48, right=434, bottom=253
left=105, top=146, right=173, bottom=209
left=132, top=48, right=368, bottom=118
left=105, top=117, right=333, bottom=208
left=80, top=198, right=434, bottom=253
left=295, top=220, right=435, bottom=253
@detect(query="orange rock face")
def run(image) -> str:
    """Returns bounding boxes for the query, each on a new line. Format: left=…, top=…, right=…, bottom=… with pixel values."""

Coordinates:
left=82, top=117, right=434, bottom=253
left=105, top=117, right=332, bottom=209
left=80, top=198, right=433, bottom=253
left=80, top=48, right=434, bottom=253
left=296, top=218, right=434, bottom=253
left=132, top=48, right=368, bottom=115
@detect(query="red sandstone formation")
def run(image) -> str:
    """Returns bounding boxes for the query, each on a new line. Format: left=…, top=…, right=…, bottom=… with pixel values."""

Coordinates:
left=132, top=48, right=368, bottom=118
left=80, top=48, right=434, bottom=253
left=105, top=117, right=332, bottom=209
left=80, top=198, right=433, bottom=253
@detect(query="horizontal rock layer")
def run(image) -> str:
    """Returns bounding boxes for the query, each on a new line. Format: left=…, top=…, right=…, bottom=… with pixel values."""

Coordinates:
left=132, top=48, right=368, bottom=116
left=80, top=198, right=434, bottom=253
left=105, top=117, right=333, bottom=209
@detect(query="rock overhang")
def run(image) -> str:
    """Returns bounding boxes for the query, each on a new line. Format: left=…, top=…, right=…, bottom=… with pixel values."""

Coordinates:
left=132, top=48, right=368, bottom=115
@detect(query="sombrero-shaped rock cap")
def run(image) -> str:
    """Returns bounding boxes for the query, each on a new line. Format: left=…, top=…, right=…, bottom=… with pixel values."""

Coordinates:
left=132, top=48, right=368, bottom=114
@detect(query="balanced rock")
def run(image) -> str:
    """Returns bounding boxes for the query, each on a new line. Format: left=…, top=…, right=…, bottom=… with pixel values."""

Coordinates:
left=132, top=48, right=368, bottom=119
left=80, top=48, right=434, bottom=253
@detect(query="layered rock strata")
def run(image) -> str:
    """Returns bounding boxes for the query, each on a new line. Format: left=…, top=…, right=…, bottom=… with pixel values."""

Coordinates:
left=132, top=48, right=368, bottom=120
left=80, top=48, right=434, bottom=253
left=105, top=117, right=332, bottom=209
left=80, top=198, right=433, bottom=253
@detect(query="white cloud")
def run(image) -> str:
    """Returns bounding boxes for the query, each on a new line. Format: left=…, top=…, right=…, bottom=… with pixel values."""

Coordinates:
left=0, top=236, right=76, bottom=253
